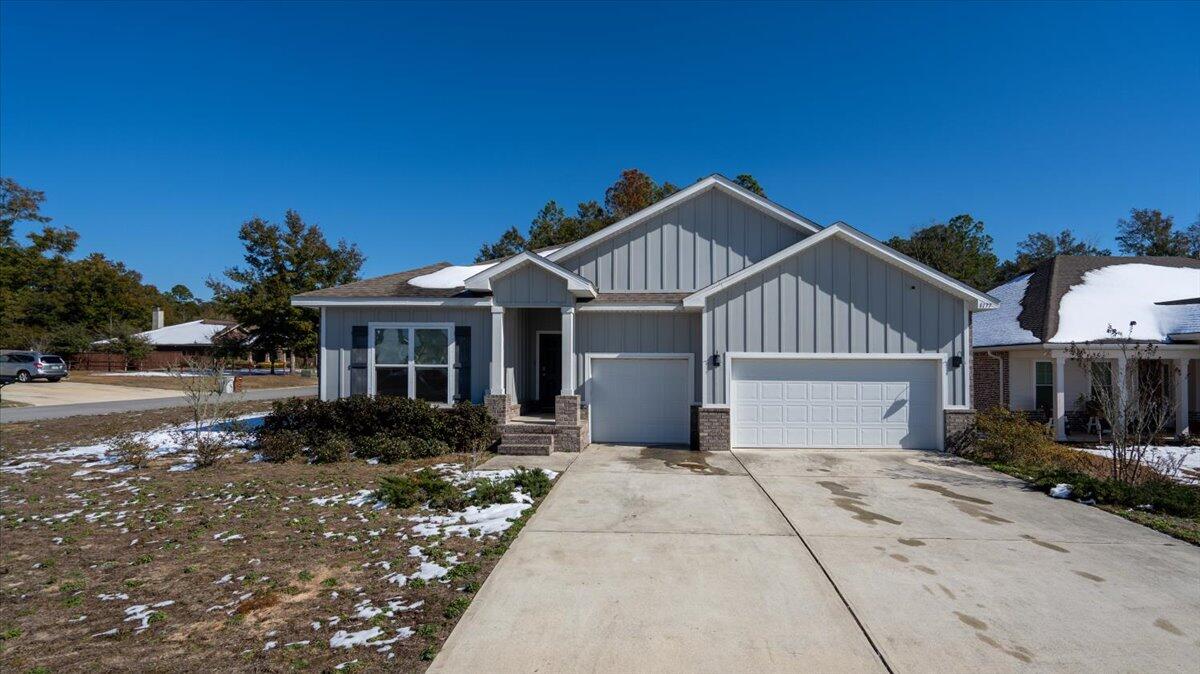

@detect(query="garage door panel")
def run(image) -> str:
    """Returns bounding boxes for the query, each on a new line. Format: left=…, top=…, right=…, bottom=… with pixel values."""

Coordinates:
left=591, top=358, right=690, bottom=444
left=731, top=359, right=939, bottom=450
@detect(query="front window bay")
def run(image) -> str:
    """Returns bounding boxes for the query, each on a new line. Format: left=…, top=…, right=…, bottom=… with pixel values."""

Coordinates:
left=370, top=324, right=453, bottom=403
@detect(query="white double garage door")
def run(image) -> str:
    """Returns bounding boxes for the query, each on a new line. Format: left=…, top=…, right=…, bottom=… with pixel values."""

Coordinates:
left=586, top=354, right=942, bottom=449
left=731, top=357, right=941, bottom=449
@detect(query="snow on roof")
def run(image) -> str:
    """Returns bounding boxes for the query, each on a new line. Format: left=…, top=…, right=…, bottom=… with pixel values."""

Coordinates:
left=134, top=320, right=234, bottom=346
left=1050, top=264, right=1200, bottom=343
left=972, top=273, right=1039, bottom=348
left=406, top=248, right=561, bottom=289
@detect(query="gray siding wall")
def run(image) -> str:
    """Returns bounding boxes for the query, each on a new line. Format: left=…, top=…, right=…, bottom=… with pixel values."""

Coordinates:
left=704, top=237, right=968, bottom=406
left=320, top=306, right=492, bottom=403
left=558, top=188, right=807, bottom=292
left=491, top=265, right=574, bottom=306
left=575, top=312, right=702, bottom=402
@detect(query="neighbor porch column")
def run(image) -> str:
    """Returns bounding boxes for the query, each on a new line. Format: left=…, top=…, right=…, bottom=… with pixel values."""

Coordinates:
left=560, top=306, right=576, bottom=395
left=490, top=306, right=505, bottom=395
left=1178, top=357, right=1191, bottom=438
left=1115, top=352, right=1128, bottom=432
left=1053, top=353, right=1066, bottom=441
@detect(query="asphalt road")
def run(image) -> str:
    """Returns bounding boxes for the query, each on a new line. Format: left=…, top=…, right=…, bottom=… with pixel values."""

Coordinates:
left=0, top=386, right=316, bottom=423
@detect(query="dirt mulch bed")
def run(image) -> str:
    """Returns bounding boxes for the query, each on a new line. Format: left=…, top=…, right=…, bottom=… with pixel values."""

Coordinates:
left=0, top=453, right=543, bottom=672
left=66, top=372, right=313, bottom=392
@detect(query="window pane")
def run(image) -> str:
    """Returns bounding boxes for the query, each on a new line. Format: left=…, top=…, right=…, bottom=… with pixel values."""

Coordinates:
left=375, top=328, right=408, bottom=365
left=415, top=368, right=448, bottom=402
left=1035, top=362, right=1053, bottom=386
left=415, top=329, right=448, bottom=365
left=376, top=367, right=409, bottom=397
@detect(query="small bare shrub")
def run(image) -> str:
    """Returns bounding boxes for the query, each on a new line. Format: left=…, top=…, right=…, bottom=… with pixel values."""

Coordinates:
left=112, top=437, right=152, bottom=469
left=192, top=434, right=233, bottom=469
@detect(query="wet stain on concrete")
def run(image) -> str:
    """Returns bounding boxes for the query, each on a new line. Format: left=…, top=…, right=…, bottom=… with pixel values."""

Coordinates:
left=955, top=612, right=988, bottom=630
left=628, top=448, right=730, bottom=475
left=817, top=481, right=902, bottom=526
left=1154, top=618, right=1184, bottom=636
left=897, top=538, right=926, bottom=547
left=1021, top=534, right=1069, bottom=553
left=1072, top=570, right=1105, bottom=582
left=912, top=482, right=993, bottom=505
left=889, top=553, right=910, bottom=563
left=976, top=634, right=1034, bottom=663
left=913, top=564, right=938, bottom=576
left=922, top=585, right=936, bottom=596
left=938, top=584, right=956, bottom=599
left=952, top=501, right=1013, bottom=525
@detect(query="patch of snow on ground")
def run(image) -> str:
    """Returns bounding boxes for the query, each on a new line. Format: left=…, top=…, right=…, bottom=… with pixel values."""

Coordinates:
left=1078, top=444, right=1200, bottom=484
left=973, top=273, right=1039, bottom=347
left=1051, top=264, right=1200, bottom=342
left=410, top=500, right=533, bottom=538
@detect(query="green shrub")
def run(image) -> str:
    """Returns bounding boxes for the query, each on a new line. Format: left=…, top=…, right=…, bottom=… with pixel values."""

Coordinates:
left=376, top=469, right=464, bottom=509
left=970, top=407, right=1055, bottom=464
left=258, top=430, right=305, bottom=463
left=408, top=437, right=451, bottom=459
left=467, top=478, right=514, bottom=507
left=1027, top=469, right=1200, bottom=519
left=445, top=401, right=499, bottom=453
left=355, top=434, right=412, bottom=464
left=309, top=434, right=352, bottom=464
left=511, top=467, right=552, bottom=499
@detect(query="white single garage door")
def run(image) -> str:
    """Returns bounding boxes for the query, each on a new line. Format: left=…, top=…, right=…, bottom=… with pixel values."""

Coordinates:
left=590, top=357, right=691, bottom=444
left=731, top=358, right=939, bottom=449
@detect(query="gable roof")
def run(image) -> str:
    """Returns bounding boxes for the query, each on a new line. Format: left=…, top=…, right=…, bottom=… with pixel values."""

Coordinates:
left=546, top=174, right=822, bottom=264
left=463, top=251, right=597, bottom=298
left=973, top=255, right=1200, bottom=347
left=101, top=319, right=240, bottom=347
left=681, top=221, right=999, bottom=310
left=292, top=262, right=485, bottom=300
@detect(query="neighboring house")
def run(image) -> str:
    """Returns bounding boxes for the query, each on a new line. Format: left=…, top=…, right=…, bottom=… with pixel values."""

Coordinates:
left=81, top=308, right=246, bottom=370
left=293, top=175, right=997, bottom=453
left=972, top=256, right=1199, bottom=440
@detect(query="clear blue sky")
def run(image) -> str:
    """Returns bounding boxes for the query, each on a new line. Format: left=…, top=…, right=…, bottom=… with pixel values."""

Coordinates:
left=2, top=1, right=1197, bottom=297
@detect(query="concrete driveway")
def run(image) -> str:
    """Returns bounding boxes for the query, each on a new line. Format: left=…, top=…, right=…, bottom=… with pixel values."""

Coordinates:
left=1, top=380, right=182, bottom=406
left=432, top=447, right=1200, bottom=673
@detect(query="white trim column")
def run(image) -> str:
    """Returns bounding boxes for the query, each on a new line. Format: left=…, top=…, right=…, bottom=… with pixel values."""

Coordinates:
left=1115, top=352, right=1128, bottom=432
left=1178, top=357, right=1190, bottom=438
left=490, top=306, right=505, bottom=395
left=1053, top=353, right=1066, bottom=441
left=560, top=306, right=576, bottom=395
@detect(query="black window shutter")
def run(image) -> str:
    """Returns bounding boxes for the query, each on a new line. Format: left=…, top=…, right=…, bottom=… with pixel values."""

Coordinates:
left=454, top=326, right=471, bottom=403
left=350, top=325, right=368, bottom=396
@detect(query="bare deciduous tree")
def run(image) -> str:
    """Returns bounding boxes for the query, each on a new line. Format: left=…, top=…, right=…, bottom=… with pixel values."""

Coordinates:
left=1069, top=326, right=1178, bottom=484
left=170, top=356, right=238, bottom=468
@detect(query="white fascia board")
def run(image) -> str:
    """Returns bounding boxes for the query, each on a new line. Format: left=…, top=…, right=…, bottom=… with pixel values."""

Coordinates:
left=291, top=296, right=493, bottom=308
left=463, top=251, right=598, bottom=298
left=682, top=223, right=999, bottom=310
left=547, top=175, right=822, bottom=264
left=577, top=303, right=697, bottom=313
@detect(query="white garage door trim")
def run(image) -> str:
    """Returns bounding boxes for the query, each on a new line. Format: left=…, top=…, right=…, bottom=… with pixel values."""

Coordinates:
left=585, top=353, right=695, bottom=445
left=725, top=352, right=947, bottom=451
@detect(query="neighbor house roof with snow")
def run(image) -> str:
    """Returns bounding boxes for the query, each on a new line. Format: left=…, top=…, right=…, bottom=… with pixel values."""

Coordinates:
left=133, top=319, right=240, bottom=347
left=973, top=256, right=1200, bottom=348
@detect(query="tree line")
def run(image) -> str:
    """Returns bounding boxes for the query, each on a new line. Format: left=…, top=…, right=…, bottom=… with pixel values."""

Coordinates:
left=479, top=169, right=1200, bottom=291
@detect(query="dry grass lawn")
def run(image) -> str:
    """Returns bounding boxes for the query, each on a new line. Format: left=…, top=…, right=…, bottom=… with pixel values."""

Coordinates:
left=0, top=408, right=549, bottom=672
left=66, top=372, right=312, bottom=392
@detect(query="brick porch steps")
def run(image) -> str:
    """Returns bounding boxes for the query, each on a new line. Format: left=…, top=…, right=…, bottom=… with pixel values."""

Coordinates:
left=498, top=422, right=556, bottom=456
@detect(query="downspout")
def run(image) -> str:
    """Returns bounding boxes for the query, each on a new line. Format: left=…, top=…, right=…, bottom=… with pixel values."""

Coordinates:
left=986, top=351, right=1005, bottom=407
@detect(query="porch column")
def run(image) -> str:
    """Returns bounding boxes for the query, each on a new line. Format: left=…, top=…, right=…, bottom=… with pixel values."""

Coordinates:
left=1178, top=358, right=1191, bottom=438
left=1115, top=353, right=1128, bottom=432
left=490, top=306, right=505, bottom=395
left=560, top=306, right=576, bottom=395
left=1053, top=353, right=1066, bottom=441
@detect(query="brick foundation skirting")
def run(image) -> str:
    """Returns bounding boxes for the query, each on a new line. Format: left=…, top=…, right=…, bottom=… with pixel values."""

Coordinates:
left=691, top=405, right=730, bottom=452
left=485, top=394, right=512, bottom=425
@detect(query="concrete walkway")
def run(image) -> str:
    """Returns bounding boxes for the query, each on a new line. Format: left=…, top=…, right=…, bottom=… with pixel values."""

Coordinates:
left=0, top=386, right=316, bottom=422
left=432, top=446, right=1200, bottom=673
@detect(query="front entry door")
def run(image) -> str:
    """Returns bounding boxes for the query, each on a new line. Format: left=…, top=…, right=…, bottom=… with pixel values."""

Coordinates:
left=537, top=332, right=562, bottom=410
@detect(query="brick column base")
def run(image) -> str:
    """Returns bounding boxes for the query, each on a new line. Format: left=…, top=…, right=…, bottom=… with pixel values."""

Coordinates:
left=485, top=394, right=512, bottom=425
left=553, top=396, right=587, bottom=452
left=691, top=405, right=730, bottom=451
left=943, top=409, right=976, bottom=453
left=554, top=395, right=581, bottom=425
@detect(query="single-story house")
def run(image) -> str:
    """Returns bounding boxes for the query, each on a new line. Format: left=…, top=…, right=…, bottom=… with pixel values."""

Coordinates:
left=80, top=309, right=247, bottom=370
left=293, top=175, right=998, bottom=453
left=972, top=255, right=1199, bottom=440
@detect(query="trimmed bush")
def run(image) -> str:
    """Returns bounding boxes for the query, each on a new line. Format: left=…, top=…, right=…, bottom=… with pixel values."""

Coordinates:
left=407, top=437, right=451, bottom=459
left=258, top=430, right=305, bottom=463
left=445, top=401, right=499, bottom=453
left=309, top=434, right=353, bottom=464
left=969, top=407, right=1055, bottom=465
left=356, top=434, right=412, bottom=464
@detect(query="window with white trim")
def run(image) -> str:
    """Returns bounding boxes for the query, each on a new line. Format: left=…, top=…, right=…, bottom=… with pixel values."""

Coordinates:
left=369, top=324, right=454, bottom=403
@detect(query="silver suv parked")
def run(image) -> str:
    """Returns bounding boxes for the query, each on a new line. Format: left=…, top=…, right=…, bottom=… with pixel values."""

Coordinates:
left=0, top=350, right=69, bottom=382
